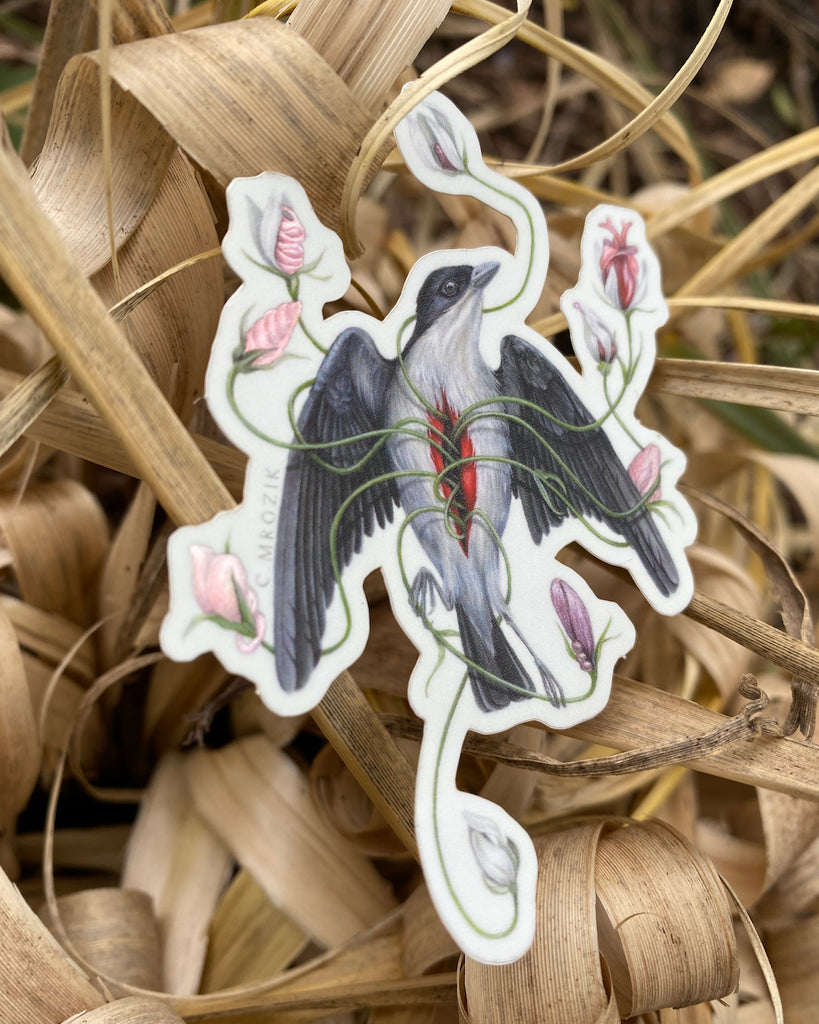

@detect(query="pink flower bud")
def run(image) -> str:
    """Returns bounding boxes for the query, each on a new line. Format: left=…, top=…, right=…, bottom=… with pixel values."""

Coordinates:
left=243, top=300, right=301, bottom=367
left=550, top=578, right=595, bottom=674
left=629, top=444, right=662, bottom=502
left=257, top=197, right=306, bottom=275
left=191, top=545, right=265, bottom=653
left=573, top=301, right=616, bottom=364
left=274, top=205, right=306, bottom=275
left=599, top=217, right=641, bottom=310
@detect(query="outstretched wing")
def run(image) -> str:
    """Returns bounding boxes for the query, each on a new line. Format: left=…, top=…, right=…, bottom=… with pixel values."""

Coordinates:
left=274, top=327, right=398, bottom=691
left=496, top=334, right=678, bottom=596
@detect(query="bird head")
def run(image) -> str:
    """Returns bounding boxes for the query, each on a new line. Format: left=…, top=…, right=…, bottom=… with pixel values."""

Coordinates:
left=410, top=261, right=500, bottom=341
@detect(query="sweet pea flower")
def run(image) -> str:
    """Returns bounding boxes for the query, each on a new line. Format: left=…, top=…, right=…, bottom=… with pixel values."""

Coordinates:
left=273, top=205, right=306, bottom=275
left=550, top=578, right=595, bottom=674
left=409, top=105, right=465, bottom=174
left=465, top=812, right=519, bottom=893
left=629, top=443, right=662, bottom=502
left=255, top=196, right=306, bottom=275
left=573, top=301, right=617, bottom=364
left=599, top=217, right=642, bottom=310
left=191, top=545, right=265, bottom=653
left=242, top=300, right=301, bottom=367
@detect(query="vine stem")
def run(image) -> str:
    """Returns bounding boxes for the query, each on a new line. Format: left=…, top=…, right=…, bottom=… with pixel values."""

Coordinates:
left=602, top=310, right=643, bottom=449
left=418, top=672, right=519, bottom=941
left=466, top=163, right=539, bottom=315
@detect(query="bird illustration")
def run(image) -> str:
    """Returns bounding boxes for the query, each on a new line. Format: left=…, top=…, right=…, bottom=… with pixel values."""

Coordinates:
left=273, top=260, right=679, bottom=711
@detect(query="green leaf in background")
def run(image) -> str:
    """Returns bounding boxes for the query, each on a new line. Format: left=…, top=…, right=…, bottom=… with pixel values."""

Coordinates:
left=701, top=399, right=819, bottom=460
left=660, top=337, right=819, bottom=460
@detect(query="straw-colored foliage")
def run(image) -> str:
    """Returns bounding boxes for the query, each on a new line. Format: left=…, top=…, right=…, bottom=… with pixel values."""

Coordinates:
left=1, top=0, right=819, bottom=1020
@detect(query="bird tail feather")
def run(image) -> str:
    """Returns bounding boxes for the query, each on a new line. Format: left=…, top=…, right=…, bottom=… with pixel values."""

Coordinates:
left=623, top=514, right=679, bottom=598
left=455, top=602, right=536, bottom=712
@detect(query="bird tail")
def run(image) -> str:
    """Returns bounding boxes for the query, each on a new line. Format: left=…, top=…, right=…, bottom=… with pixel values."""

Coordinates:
left=622, top=513, right=679, bottom=598
left=455, top=601, right=536, bottom=712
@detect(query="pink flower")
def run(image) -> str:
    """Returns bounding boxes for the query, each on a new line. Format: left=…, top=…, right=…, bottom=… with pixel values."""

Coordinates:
left=573, top=301, right=616, bottom=363
left=191, top=545, right=265, bottom=653
left=258, top=198, right=305, bottom=275
left=243, top=300, right=301, bottom=366
left=550, top=578, right=595, bottom=674
left=629, top=444, right=662, bottom=502
left=273, top=205, right=306, bottom=275
left=599, top=218, right=640, bottom=310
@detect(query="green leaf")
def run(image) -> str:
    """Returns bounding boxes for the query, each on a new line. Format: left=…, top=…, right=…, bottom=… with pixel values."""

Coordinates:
left=702, top=399, right=819, bottom=460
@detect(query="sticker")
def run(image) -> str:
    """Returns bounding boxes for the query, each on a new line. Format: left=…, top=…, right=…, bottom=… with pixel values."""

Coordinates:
left=161, top=90, right=696, bottom=965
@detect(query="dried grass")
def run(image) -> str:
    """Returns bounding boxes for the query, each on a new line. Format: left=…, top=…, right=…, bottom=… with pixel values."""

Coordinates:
left=1, top=0, right=819, bottom=1021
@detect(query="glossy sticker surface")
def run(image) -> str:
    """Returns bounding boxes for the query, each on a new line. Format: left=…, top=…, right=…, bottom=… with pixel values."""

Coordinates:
left=161, top=91, right=696, bottom=964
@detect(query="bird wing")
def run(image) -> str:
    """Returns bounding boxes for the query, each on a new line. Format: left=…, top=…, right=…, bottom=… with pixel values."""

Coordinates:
left=274, top=327, right=398, bottom=691
left=496, top=334, right=678, bottom=595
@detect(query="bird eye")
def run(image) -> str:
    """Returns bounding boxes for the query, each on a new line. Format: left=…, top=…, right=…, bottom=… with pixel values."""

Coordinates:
left=442, top=280, right=458, bottom=297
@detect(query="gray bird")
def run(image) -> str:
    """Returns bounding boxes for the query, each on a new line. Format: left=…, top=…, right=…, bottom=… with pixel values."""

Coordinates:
left=273, top=261, right=678, bottom=711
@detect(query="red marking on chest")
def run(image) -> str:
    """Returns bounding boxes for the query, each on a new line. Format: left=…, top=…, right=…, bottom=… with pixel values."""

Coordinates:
left=427, top=392, right=476, bottom=555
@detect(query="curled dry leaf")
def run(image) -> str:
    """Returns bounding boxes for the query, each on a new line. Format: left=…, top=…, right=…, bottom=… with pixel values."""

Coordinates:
left=199, top=869, right=309, bottom=992
left=687, top=486, right=816, bottom=737
left=0, top=480, right=108, bottom=627
left=121, top=752, right=234, bottom=995
left=666, top=545, right=763, bottom=700
left=464, top=820, right=738, bottom=1021
left=36, top=21, right=371, bottom=242
left=97, top=482, right=157, bottom=670
left=464, top=821, right=615, bottom=1023
left=41, top=887, right=163, bottom=992
left=759, top=914, right=819, bottom=1022
left=182, top=734, right=397, bottom=947
left=757, top=828, right=819, bottom=928
left=58, top=996, right=185, bottom=1024
left=89, top=149, right=223, bottom=418
left=309, top=744, right=408, bottom=859
left=477, top=724, right=545, bottom=821
left=0, top=606, right=38, bottom=877
left=402, top=884, right=461, bottom=978
left=0, top=866, right=105, bottom=1021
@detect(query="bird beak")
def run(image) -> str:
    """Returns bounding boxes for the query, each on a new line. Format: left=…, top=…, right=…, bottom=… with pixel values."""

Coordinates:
left=470, top=261, right=501, bottom=291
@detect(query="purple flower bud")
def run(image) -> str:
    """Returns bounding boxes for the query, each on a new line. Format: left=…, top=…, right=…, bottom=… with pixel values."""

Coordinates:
left=550, top=578, right=596, bottom=674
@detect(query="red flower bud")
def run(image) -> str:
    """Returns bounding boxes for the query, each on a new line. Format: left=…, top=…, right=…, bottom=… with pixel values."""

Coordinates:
left=599, top=218, right=640, bottom=310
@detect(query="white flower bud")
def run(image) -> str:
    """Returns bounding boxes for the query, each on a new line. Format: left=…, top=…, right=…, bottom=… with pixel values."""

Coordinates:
left=465, top=812, right=519, bottom=893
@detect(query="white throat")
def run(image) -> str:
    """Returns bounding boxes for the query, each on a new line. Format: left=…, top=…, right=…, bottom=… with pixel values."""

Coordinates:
left=408, top=292, right=487, bottom=407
